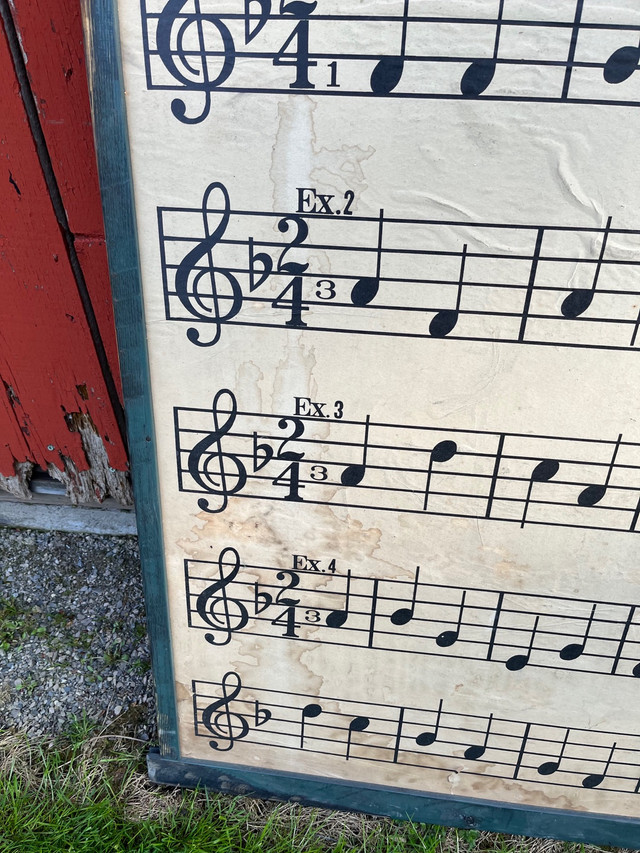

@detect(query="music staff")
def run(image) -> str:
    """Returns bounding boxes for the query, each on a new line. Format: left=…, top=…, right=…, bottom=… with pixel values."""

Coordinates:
left=159, top=182, right=640, bottom=352
left=185, top=550, right=640, bottom=680
left=143, top=0, right=640, bottom=122
left=192, top=671, right=640, bottom=796
left=174, top=388, right=640, bottom=535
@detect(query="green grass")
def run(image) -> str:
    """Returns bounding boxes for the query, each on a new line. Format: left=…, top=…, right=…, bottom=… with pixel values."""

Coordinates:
left=0, top=720, right=629, bottom=853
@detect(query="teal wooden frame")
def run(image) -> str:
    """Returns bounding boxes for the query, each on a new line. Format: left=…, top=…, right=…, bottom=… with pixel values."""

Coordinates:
left=83, top=1, right=640, bottom=844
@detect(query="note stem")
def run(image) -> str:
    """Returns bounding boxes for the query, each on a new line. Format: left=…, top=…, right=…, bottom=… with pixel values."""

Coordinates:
left=561, top=0, right=585, bottom=100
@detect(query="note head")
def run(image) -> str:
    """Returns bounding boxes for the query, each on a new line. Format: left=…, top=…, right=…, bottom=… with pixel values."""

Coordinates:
left=532, top=459, right=560, bottom=482
left=632, top=662, right=640, bottom=678
left=431, top=440, right=457, bottom=464
left=302, top=703, right=322, bottom=719
left=460, top=59, right=496, bottom=97
left=350, top=716, right=370, bottom=733
left=341, top=464, right=365, bottom=487
left=561, top=288, right=593, bottom=319
left=390, top=607, right=412, bottom=626
left=582, top=773, right=604, bottom=789
left=326, top=610, right=348, bottom=629
left=415, top=731, right=436, bottom=747
left=370, top=57, right=404, bottom=95
left=464, top=745, right=486, bottom=761
left=429, top=309, right=459, bottom=338
left=350, top=276, right=379, bottom=307
left=436, top=629, right=458, bottom=648
left=559, top=642, right=584, bottom=661
left=538, top=761, right=559, bottom=776
left=505, top=653, right=528, bottom=671
left=604, top=46, right=640, bottom=84
left=578, top=484, right=606, bottom=507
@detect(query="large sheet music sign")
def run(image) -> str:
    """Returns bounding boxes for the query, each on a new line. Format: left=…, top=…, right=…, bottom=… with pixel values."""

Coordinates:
left=89, top=0, right=640, bottom=844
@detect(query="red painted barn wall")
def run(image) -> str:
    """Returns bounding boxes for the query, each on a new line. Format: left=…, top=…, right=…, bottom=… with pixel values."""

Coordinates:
left=0, top=5, right=130, bottom=503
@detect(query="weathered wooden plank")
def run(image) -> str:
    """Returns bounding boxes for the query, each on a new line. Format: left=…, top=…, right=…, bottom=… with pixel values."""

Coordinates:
left=0, top=10, right=130, bottom=504
left=9, top=0, right=123, bottom=400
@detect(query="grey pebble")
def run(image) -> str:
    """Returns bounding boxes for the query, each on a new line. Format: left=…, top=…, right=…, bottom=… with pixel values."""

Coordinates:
left=0, top=528, right=156, bottom=739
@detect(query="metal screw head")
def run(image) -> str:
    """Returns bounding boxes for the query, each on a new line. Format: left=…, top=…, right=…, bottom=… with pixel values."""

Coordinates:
left=47, top=445, right=55, bottom=451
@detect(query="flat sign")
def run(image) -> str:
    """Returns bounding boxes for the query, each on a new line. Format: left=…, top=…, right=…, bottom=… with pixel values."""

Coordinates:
left=85, top=0, right=640, bottom=844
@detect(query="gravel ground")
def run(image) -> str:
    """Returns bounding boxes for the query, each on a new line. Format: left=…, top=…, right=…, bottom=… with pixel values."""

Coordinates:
left=0, top=526, right=155, bottom=739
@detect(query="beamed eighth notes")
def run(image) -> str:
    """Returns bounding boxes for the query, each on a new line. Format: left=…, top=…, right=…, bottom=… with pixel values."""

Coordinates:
left=143, top=0, right=640, bottom=121
left=159, top=182, right=640, bottom=352
left=175, top=388, right=640, bottom=535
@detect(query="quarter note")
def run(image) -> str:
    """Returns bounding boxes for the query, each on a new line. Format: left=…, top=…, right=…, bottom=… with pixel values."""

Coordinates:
left=464, top=714, right=493, bottom=761
left=520, top=459, right=560, bottom=527
left=429, top=244, right=467, bottom=338
left=582, top=743, right=616, bottom=789
left=460, top=0, right=505, bottom=97
left=350, top=210, right=384, bottom=307
left=436, top=591, right=466, bottom=648
left=370, top=0, right=410, bottom=95
left=196, top=546, right=249, bottom=645
left=300, top=702, right=322, bottom=748
left=175, top=182, right=244, bottom=347
left=341, top=416, right=371, bottom=487
left=423, top=440, right=457, bottom=512
left=415, top=699, right=442, bottom=747
left=325, top=570, right=352, bottom=628
left=538, top=728, right=570, bottom=776
left=346, top=716, right=370, bottom=760
left=578, top=434, right=622, bottom=507
left=505, top=615, right=539, bottom=671
left=560, top=603, right=596, bottom=661
left=604, top=39, right=640, bottom=85
left=561, top=217, right=612, bottom=319
left=390, top=567, right=420, bottom=626
left=187, top=388, right=248, bottom=514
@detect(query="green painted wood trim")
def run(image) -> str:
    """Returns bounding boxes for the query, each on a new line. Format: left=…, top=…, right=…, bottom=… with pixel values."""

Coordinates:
left=148, top=750, right=640, bottom=848
left=81, top=0, right=178, bottom=759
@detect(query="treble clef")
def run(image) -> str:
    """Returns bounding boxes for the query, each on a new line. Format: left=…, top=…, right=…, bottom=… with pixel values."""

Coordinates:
left=175, top=182, right=243, bottom=347
left=187, top=388, right=247, bottom=514
left=196, top=547, right=249, bottom=645
left=156, top=0, right=236, bottom=124
left=201, top=672, right=250, bottom=751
